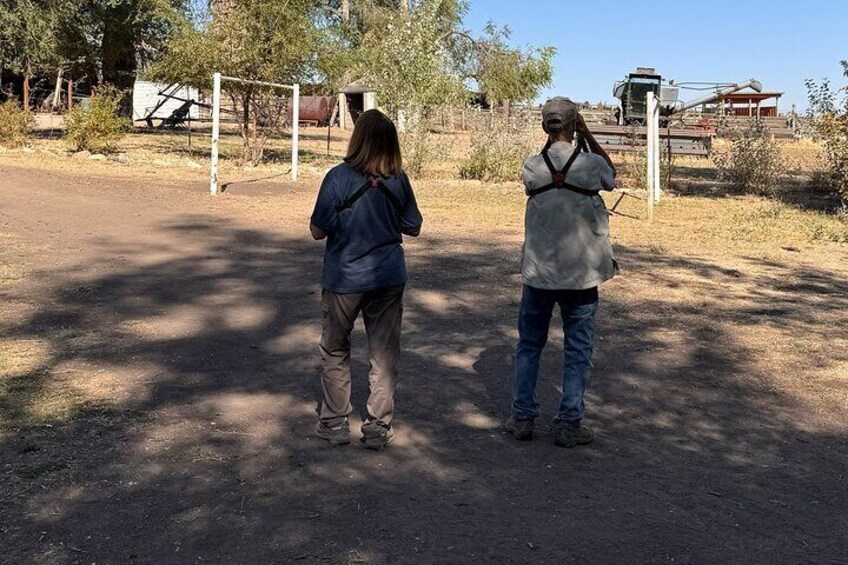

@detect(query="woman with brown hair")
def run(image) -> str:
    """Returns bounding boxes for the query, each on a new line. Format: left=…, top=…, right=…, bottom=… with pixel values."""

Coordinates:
left=310, top=109, right=423, bottom=450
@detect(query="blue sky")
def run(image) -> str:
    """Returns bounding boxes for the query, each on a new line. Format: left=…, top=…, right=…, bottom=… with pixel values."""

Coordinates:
left=463, top=0, right=846, bottom=111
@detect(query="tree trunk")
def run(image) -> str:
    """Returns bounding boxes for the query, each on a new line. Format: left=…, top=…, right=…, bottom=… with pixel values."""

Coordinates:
left=101, top=3, right=138, bottom=116
left=400, top=0, right=407, bottom=17
left=342, top=0, right=350, bottom=23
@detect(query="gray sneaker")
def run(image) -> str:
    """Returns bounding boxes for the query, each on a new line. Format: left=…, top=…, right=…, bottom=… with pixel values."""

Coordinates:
left=315, top=419, right=351, bottom=445
left=553, top=421, right=594, bottom=448
left=504, top=417, right=534, bottom=441
left=361, top=420, right=394, bottom=451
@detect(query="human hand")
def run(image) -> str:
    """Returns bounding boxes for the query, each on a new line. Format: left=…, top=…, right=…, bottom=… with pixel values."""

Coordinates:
left=576, top=113, right=589, bottom=135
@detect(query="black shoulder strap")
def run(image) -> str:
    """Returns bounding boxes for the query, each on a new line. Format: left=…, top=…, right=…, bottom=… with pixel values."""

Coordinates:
left=335, top=176, right=404, bottom=214
left=528, top=146, right=596, bottom=198
left=335, top=179, right=374, bottom=213
left=374, top=180, right=404, bottom=214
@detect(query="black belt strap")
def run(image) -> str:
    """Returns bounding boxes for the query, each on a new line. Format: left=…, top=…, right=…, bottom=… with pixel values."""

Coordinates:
left=528, top=145, right=597, bottom=198
left=335, top=176, right=404, bottom=214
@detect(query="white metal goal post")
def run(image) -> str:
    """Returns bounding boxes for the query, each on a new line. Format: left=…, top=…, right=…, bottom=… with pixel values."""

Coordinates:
left=209, top=72, right=300, bottom=195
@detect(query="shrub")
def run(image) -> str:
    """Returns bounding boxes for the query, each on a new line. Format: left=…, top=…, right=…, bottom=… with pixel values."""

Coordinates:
left=397, top=111, right=455, bottom=178
left=65, top=86, right=131, bottom=153
left=458, top=109, right=538, bottom=183
left=711, top=118, right=785, bottom=195
left=806, top=67, right=848, bottom=209
left=0, top=100, right=35, bottom=148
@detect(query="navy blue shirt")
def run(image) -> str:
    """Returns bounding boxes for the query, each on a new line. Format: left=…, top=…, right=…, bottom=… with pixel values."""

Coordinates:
left=311, top=163, right=423, bottom=294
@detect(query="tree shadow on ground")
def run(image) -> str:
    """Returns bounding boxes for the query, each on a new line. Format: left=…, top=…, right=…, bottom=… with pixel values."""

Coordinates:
left=1, top=219, right=846, bottom=564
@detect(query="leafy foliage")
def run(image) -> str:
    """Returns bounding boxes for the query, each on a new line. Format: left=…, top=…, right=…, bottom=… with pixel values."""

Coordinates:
left=473, top=23, right=555, bottom=107
left=0, top=0, right=68, bottom=77
left=153, top=0, right=321, bottom=164
left=58, top=1, right=190, bottom=90
left=0, top=100, right=35, bottom=147
left=805, top=62, right=848, bottom=209
left=154, top=0, right=318, bottom=89
left=356, top=0, right=467, bottom=115
left=318, top=1, right=554, bottom=113
left=1, top=1, right=188, bottom=114
left=65, top=86, right=131, bottom=153
left=711, top=118, right=785, bottom=196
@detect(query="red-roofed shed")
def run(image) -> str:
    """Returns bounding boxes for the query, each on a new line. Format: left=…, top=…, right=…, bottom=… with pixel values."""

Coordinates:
left=713, top=91, right=784, bottom=117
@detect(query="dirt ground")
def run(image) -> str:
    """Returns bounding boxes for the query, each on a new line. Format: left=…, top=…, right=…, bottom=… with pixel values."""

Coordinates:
left=1, top=142, right=847, bottom=564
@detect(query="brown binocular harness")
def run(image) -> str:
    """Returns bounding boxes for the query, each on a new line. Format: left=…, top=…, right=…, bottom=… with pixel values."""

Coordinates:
left=527, top=141, right=597, bottom=199
left=335, top=175, right=404, bottom=215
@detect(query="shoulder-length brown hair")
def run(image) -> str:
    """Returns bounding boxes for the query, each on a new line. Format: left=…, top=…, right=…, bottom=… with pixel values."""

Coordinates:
left=344, top=109, right=403, bottom=177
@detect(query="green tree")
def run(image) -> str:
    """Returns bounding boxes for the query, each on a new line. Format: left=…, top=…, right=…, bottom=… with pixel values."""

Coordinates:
left=806, top=61, right=848, bottom=208
left=473, top=23, right=555, bottom=107
left=0, top=1, right=188, bottom=113
left=357, top=0, right=467, bottom=115
left=0, top=0, right=68, bottom=109
left=57, top=0, right=190, bottom=113
left=316, top=1, right=553, bottom=113
left=153, top=0, right=322, bottom=162
left=312, top=0, right=553, bottom=176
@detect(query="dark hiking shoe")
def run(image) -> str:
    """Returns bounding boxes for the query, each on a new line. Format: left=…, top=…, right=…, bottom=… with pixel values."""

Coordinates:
left=315, top=419, right=351, bottom=446
left=504, top=417, right=534, bottom=441
left=361, top=420, right=394, bottom=451
left=554, top=421, right=594, bottom=448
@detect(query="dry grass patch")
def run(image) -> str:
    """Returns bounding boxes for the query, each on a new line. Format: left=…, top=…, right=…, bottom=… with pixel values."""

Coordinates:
left=732, top=201, right=848, bottom=243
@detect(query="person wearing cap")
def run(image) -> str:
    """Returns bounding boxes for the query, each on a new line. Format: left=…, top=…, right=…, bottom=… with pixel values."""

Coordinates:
left=504, top=97, right=618, bottom=447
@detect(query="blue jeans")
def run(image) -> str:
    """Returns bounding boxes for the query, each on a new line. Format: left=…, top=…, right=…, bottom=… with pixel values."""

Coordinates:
left=512, top=285, right=598, bottom=424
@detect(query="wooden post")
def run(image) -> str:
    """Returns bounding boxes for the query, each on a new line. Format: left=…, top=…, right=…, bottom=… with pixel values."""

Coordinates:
left=23, top=76, right=30, bottom=112
left=51, top=69, right=63, bottom=112
left=67, top=80, right=73, bottom=111
left=341, top=0, right=350, bottom=22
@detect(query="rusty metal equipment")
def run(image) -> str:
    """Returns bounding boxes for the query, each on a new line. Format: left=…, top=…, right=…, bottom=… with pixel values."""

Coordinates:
left=609, top=69, right=763, bottom=156
left=613, top=68, right=762, bottom=125
left=299, top=96, right=336, bottom=127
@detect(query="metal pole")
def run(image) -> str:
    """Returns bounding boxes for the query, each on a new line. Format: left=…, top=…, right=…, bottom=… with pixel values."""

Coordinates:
left=652, top=96, right=661, bottom=204
left=646, top=92, right=656, bottom=220
left=219, top=76, right=295, bottom=90
left=292, top=83, right=300, bottom=181
left=210, top=72, right=222, bottom=196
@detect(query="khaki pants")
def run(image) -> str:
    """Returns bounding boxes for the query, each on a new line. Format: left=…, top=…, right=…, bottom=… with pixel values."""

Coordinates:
left=319, top=284, right=404, bottom=427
